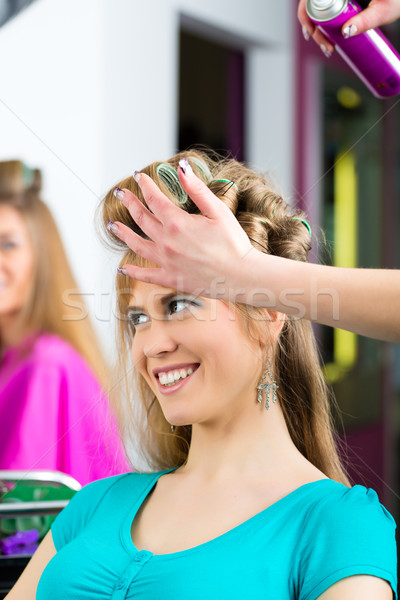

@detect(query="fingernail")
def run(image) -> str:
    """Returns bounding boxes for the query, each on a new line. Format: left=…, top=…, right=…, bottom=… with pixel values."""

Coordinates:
left=107, top=221, right=118, bottom=234
left=117, top=267, right=128, bottom=275
left=302, top=25, right=310, bottom=41
left=343, top=24, right=357, bottom=38
left=133, top=171, right=141, bottom=183
left=320, top=44, right=332, bottom=58
left=113, top=187, right=125, bottom=201
left=178, top=158, right=193, bottom=176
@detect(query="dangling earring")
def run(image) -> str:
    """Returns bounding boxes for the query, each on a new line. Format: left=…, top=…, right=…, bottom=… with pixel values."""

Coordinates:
left=257, top=359, right=279, bottom=410
left=170, top=425, right=175, bottom=433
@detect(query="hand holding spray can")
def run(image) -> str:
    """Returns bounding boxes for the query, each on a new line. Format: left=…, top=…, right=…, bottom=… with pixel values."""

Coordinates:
left=306, top=0, right=400, bottom=97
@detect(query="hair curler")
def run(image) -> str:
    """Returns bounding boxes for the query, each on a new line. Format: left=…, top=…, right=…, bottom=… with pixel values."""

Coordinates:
left=306, top=0, right=400, bottom=98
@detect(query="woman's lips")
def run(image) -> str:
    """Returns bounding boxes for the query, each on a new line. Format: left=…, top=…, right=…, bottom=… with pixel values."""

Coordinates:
left=156, top=365, right=199, bottom=395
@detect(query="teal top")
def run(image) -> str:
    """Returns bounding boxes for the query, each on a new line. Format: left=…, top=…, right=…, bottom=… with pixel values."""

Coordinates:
left=37, top=471, right=398, bottom=600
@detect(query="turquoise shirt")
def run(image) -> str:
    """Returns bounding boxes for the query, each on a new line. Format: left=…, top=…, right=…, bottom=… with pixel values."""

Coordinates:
left=37, top=471, right=398, bottom=599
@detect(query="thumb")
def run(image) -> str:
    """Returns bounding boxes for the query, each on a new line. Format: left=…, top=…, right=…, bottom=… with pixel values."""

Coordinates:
left=342, top=2, right=390, bottom=36
left=177, top=158, right=230, bottom=220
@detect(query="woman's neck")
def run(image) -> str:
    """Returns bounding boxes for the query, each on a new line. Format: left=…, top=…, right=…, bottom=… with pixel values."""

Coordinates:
left=179, top=402, right=308, bottom=483
left=0, top=313, right=34, bottom=350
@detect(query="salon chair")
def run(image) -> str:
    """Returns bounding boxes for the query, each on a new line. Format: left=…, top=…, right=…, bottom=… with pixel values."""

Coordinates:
left=0, top=470, right=80, bottom=598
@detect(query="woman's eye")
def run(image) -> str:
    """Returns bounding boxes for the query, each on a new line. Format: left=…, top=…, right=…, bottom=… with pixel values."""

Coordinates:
left=169, top=299, right=191, bottom=315
left=127, top=298, right=200, bottom=329
left=128, top=313, right=149, bottom=328
left=0, top=240, right=18, bottom=251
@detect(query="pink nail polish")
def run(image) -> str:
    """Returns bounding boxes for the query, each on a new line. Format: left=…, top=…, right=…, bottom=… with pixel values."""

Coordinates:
left=302, top=25, right=310, bottom=41
left=178, top=158, right=193, bottom=176
left=113, top=187, right=125, bottom=201
left=343, top=24, right=357, bottom=39
left=107, top=221, right=118, bottom=235
left=320, top=44, right=332, bottom=58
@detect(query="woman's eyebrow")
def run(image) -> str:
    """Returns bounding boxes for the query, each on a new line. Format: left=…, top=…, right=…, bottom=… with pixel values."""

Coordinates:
left=0, top=230, right=19, bottom=237
left=127, top=292, right=179, bottom=313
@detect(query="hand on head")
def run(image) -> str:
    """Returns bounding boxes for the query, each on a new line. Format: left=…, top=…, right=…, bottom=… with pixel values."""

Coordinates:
left=108, top=158, right=254, bottom=300
left=104, top=151, right=312, bottom=312
left=298, top=0, right=400, bottom=56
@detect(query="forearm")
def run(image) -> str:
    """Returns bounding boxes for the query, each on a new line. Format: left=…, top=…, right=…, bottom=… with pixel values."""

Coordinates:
left=5, top=531, right=56, bottom=599
left=240, top=252, right=400, bottom=343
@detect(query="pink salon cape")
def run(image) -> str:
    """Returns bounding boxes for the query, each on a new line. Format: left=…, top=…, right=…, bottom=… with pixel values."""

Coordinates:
left=0, top=333, right=129, bottom=486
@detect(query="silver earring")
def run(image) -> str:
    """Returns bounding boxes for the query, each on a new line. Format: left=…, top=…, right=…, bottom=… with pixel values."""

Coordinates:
left=257, top=359, right=279, bottom=410
left=170, top=425, right=175, bottom=432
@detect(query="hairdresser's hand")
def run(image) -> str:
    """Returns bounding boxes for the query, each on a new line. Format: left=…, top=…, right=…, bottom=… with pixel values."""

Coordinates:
left=111, top=163, right=400, bottom=342
left=112, top=160, right=255, bottom=299
left=298, top=0, right=400, bottom=57
left=298, top=0, right=335, bottom=55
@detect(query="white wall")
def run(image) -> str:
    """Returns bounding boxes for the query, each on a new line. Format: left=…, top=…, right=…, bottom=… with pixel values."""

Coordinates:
left=0, top=0, right=111, bottom=344
left=0, top=0, right=294, bottom=360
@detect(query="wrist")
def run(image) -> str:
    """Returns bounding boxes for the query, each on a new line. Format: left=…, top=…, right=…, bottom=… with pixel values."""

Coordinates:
left=232, top=250, right=315, bottom=313
left=230, top=249, right=286, bottom=308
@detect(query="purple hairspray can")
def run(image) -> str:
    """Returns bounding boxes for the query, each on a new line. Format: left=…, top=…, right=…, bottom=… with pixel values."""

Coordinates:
left=306, top=0, right=400, bottom=97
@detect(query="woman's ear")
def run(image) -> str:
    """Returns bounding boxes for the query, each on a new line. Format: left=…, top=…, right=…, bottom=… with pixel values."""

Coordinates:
left=257, top=310, right=286, bottom=350
left=268, top=310, right=286, bottom=340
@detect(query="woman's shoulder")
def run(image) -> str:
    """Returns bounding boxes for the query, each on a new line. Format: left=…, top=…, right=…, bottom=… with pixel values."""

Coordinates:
left=0, top=333, right=102, bottom=396
left=312, top=479, right=394, bottom=512
left=291, top=481, right=398, bottom=600
left=75, top=470, right=168, bottom=501
left=51, top=471, right=165, bottom=551
left=1, top=334, right=82, bottom=388
left=31, top=333, right=82, bottom=364
left=303, top=479, right=397, bottom=538
left=54, top=471, right=164, bottom=527
left=23, top=333, right=96, bottom=381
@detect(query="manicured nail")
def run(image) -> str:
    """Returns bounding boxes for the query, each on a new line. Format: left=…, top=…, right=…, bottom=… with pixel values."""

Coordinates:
left=320, top=44, right=332, bottom=58
left=178, top=158, right=193, bottom=176
left=302, top=25, right=310, bottom=41
left=117, top=267, right=128, bottom=275
left=133, top=171, right=141, bottom=183
left=343, top=24, right=357, bottom=38
left=107, top=221, right=118, bottom=235
left=113, top=187, right=125, bottom=201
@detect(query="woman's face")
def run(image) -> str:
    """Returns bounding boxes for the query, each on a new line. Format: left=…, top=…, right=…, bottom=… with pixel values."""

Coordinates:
left=129, top=281, right=268, bottom=427
left=0, top=205, right=35, bottom=319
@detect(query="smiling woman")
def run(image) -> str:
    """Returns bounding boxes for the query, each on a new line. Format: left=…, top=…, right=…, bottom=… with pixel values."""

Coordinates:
left=100, top=151, right=342, bottom=476
left=126, top=281, right=277, bottom=447
left=8, top=151, right=397, bottom=600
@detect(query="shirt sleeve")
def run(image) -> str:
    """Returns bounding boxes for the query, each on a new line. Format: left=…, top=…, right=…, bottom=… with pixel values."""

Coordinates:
left=51, top=474, right=126, bottom=551
left=294, top=485, right=398, bottom=600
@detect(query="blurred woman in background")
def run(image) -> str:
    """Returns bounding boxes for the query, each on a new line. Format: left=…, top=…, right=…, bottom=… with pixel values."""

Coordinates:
left=0, top=160, right=129, bottom=485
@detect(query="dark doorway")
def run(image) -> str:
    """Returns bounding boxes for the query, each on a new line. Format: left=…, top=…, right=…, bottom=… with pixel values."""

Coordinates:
left=178, top=28, right=245, bottom=161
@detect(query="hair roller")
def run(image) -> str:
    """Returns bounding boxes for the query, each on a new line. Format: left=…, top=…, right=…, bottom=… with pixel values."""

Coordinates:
left=292, top=216, right=312, bottom=239
left=187, top=156, right=212, bottom=183
left=155, top=163, right=188, bottom=205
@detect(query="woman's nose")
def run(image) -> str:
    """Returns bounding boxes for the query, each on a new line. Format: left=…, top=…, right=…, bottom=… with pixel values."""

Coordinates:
left=143, top=322, right=179, bottom=358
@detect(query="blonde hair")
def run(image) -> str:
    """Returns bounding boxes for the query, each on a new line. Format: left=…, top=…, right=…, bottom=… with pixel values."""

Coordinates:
left=101, top=150, right=350, bottom=485
left=0, top=160, right=109, bottom=390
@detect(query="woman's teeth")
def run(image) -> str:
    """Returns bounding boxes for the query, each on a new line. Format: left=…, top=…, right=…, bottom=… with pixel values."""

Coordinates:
left=159, top=367, right=195, bottom=387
